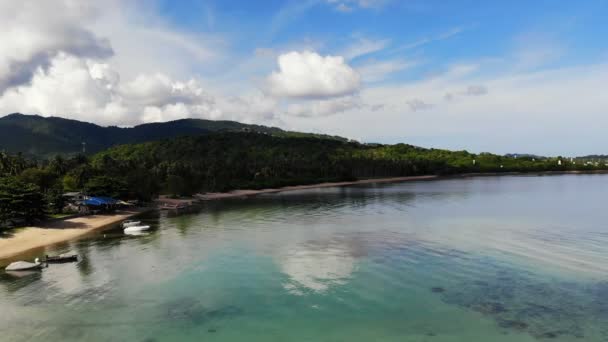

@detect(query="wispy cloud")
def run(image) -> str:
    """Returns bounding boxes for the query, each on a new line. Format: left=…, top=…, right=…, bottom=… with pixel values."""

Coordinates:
left=341, top=37, right=391, bottom=60
left=326, top=0, right=391, bottom=12
left=511, top=33, right=566, bottom=71
left=267, top=0, right=320, bottom=40
left=356, top=58, right=415, bottom=82
left=389, top=25, right=471, bottom=54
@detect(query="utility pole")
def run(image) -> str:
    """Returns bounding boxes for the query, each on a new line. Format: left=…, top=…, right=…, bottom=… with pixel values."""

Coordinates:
left=82, top=141, right=86, bottom=154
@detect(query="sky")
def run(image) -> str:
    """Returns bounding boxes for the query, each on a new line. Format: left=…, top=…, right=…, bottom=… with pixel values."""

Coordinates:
left=1, top=0, right=607, bottom=156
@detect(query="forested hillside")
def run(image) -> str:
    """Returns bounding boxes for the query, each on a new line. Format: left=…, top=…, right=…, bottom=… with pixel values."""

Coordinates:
left=0, top=113, right=347, bottom=158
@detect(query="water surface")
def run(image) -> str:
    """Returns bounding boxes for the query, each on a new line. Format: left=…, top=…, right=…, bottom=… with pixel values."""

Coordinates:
left=2, top=175, right=608, bottom=341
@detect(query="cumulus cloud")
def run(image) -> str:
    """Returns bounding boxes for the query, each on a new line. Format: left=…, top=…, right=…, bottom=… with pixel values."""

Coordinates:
left=265, top=51, right=361, bottom=98
left=0, top=54, right=124, bottom=124
left=0, top=53, right=278, bottom=126
left=0, top=0, right=265, bottom=126
left=0, top=0, right=379, bottom=128
left=0, top=1, right=113, bottom=94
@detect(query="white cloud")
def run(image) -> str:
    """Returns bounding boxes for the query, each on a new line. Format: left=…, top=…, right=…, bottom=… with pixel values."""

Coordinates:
left=286, top=96, right=363, bottom=117
left=406, top=98, right=433, bottom=112
left=465, top=85, right=488, bottom=96
left=0, top=0, right=257, bottom=126
left=300, top=61, right=608, bottom=155
left=0, top=53, right=277, bottom=126
left=0, top=0, right=112, bottom=94
left=265, top=51, right=361, bottom=98
left=89, top=1, right=225, bottom=81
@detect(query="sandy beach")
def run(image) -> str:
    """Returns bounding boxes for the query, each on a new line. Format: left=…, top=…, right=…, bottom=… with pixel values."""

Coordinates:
left=0, top=210, right=145, bottom=262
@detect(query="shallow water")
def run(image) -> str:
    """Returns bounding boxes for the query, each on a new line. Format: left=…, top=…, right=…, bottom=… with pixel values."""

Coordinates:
left=2, top=174, right=608, bottom=341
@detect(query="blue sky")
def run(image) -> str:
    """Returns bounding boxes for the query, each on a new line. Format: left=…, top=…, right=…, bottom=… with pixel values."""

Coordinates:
left=1, top=0, right=608, bottom=155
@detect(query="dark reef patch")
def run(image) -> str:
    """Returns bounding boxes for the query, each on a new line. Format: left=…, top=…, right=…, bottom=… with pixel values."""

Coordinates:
left=437, top=266, right=608, bottom=340
left=164, top=297, right=243, bottom=325
left=497, top=319, right=528, bottom=330
left=472, top=302, right=507, bottom=315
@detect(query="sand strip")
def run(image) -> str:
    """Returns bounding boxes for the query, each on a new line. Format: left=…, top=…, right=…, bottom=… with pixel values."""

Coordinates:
left=0, top=210, right=146, bottom=261
left=196, top=175, right=439, bottom=200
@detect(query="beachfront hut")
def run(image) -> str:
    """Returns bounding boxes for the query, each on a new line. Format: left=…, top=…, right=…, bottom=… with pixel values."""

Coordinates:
left=63, top=192, right=86, bottom=203
left=63, top=192, right=88, bottom=213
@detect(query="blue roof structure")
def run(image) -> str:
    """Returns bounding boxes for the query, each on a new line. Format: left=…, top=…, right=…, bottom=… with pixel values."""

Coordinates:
left=84, top=196, right=118, bottom=206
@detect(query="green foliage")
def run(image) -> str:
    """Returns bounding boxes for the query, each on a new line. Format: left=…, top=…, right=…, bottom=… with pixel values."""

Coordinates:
left=0, top=176, right=45, bottom=227
left=19, top=168, right=55, bottom=191
left=0, top=151, right=33, bottom=176
left=45, top=185, right=65, bottom=215
left=84, top=176, right=128, bottom=198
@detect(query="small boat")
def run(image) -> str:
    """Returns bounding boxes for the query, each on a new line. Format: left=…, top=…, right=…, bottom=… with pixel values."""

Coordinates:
left=124, top=225, right=151, bottom=233
left=122, top=220, right=141, bottom=228
left=159, top=202, right=191, bottom=210
left=5, top=258, right=43, bottom=271
left=45, top=253, right=78, bottom=263
left=124, top=230, right=149, bottom=236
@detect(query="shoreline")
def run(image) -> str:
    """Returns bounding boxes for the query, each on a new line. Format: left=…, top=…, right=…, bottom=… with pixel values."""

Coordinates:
left=2, top=170, right=607, bottom=263
left=195, top=169, right=608, bottom=200
left=0, top=209, right=148, bottom=263
left=195, top=175, right=440, bottom=200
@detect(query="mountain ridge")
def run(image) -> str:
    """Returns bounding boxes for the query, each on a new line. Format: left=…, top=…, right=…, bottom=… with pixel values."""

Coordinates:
left=0, top=113, right=347, bottom=158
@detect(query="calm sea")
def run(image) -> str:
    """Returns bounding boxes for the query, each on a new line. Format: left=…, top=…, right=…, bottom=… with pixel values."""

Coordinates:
left=2, top=174, right=608, bottom=341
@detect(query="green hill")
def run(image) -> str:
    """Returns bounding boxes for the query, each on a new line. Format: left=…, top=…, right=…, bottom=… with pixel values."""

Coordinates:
left=0, top=113, right=347, bottom=158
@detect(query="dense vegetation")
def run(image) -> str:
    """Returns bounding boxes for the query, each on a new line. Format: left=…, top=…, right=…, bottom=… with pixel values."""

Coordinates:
left=1, top=130, right=606, bottom=229
left=0, top=113, right=347, bottom=158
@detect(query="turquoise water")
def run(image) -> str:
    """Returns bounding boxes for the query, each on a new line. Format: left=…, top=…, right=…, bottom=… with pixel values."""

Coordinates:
left=2, top=174, right=608, bottom=341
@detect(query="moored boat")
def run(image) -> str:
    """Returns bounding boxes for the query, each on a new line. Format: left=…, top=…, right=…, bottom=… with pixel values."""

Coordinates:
left=122, top=220, right=141, bottom=228
left=124, top=225, right=151, bottom=233
left=124, top=230, right=149, bottom=236
left=45, top=253, right=78, bottom=263
left=5, top=258, right=43, bottom=271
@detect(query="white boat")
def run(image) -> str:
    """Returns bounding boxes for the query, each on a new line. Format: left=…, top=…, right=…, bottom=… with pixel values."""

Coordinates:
left=124, top=230, right=149, bottom=236
left=122, top=220, right=141, bottom=228
left=5, top=258, right=43, bottom=271
left=124, top=225, right=151, bottom=233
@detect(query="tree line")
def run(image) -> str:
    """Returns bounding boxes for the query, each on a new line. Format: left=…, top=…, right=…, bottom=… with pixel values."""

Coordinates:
left=1, top=132, right=606, bottom=228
